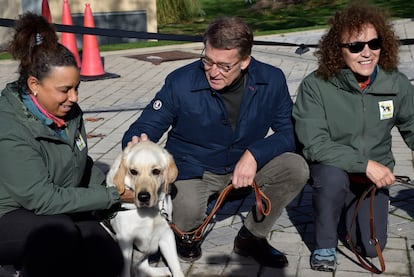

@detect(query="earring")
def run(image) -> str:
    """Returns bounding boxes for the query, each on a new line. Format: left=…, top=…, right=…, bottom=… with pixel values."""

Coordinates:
left=33, top=91, right=38, bottom=97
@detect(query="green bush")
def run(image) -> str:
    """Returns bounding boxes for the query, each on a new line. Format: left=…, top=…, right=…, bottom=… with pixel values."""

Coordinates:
left=157, top=0, right=203, bottom=25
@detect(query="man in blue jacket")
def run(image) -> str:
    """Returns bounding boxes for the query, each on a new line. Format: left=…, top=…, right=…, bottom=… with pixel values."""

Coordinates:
left=122, top=16, right=309, bottom=268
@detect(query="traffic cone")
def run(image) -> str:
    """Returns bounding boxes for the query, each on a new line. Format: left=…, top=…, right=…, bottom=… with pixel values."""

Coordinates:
left=80, top=3, right=120, bottom=81
left=42, top=0, right=52, bottom=23
left=61, top=0, right=81, bottom=67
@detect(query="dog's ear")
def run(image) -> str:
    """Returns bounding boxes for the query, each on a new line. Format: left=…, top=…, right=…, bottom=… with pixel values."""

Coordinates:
left=112, top=145, right=133, bottom=195
left=113, top=157, right=127, bottom=195
left=164, top=153, right=178, bottom=193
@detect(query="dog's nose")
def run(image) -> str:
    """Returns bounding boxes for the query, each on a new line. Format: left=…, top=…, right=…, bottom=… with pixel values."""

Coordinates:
left=138, top=191, right=151, bottom=204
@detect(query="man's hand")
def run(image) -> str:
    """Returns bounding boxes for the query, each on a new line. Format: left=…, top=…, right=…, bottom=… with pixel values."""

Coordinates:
left=366, top=160, right=395, bottom=188
left=231, top=150, right=257, bottom=189
left=127, top=133, right=149, bottom=147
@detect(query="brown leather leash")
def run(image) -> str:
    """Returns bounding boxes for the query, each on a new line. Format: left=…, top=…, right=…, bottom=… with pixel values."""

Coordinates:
left=170, top=180, right=271, bottom=243
left=346, top=183, right=385, bottom=274
left=346, top=175, right=413, bottom=274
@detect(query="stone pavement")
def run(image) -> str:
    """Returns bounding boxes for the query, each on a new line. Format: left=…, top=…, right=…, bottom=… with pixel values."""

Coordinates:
left=0, top=19, right=414, bottom=277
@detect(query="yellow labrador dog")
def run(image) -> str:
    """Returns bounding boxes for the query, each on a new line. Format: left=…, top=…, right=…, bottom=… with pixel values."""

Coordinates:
left=106, top=140, right=184, bottom=277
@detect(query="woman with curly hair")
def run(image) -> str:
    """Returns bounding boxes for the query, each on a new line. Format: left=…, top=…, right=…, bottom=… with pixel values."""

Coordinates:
left=293, top=3, right=414, bottom=272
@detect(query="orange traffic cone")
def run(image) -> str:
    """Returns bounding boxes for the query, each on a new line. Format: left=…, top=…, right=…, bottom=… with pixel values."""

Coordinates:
left=79, top=3, right=120, bottom=81
left=80, top=3, right=104, bottom=78
left=42, top=0, right=52, bottom=23
left=61, top=0, right=81, bottom=67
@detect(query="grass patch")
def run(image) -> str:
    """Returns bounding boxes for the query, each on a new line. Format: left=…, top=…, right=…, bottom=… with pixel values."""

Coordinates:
left=159, top=0, right=414, bottom=35
left=98, top=40, right=186, bottom=52
left=0, top=52, right=11, bottom=60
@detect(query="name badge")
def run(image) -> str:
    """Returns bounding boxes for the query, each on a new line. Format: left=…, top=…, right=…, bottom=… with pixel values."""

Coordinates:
left=378, top=100, right=393, bottom=120
left=75, top=133, right=86, bottom=151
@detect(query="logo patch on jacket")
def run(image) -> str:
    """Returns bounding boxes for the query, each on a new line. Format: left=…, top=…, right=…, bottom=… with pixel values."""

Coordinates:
left=153, top=100, right=162, bottom=110
left=75, top=133, right=86, bottom=151
left=378, top=100, right=393, bottom=120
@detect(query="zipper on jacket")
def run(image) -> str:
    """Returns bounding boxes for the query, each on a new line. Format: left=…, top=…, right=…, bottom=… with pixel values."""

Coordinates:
left=361, top=95, right=367, bottom=157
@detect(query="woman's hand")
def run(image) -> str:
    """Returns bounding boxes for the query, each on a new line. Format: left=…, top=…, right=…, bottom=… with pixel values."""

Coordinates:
left=366, top=160, right=395, bottom=188
left=120, top=189, right=134, bottom=203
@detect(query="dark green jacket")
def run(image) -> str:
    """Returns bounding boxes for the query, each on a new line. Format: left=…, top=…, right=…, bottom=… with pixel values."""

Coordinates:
left=293, top=68, right=414, bottom=173
left=0, top=82, right=120, bottom=217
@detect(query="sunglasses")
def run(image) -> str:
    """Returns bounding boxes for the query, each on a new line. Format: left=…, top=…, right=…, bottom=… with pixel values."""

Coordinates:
left=340, top=38, right=382, bottom=53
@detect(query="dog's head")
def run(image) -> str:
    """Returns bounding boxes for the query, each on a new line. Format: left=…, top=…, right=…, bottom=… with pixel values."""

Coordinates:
left=111, top=141, right=178, bottom=208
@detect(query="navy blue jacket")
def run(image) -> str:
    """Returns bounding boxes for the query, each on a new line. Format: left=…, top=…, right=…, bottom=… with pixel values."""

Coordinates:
left=122, top=57, right=296, bottom=180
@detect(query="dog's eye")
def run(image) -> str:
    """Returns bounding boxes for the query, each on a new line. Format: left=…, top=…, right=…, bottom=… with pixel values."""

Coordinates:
left=152, top=168, right=161, bottom=176
left=130, top=169, right=138, bottom=176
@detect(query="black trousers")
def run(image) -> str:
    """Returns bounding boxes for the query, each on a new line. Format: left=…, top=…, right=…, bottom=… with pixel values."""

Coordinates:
left=310, top=164, right=389, bottom=257
left=0, top=209, right=123, bottom=277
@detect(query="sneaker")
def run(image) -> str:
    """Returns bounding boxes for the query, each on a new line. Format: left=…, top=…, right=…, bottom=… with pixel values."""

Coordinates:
left=310, top=248, right=337, bottom=272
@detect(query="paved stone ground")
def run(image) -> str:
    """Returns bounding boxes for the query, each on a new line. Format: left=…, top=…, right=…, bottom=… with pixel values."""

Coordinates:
left=0, top=19, right=413, bottom=277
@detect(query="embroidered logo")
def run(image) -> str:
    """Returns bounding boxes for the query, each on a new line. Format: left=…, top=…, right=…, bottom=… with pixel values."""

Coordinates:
left=153, top=100, right=162, bottom=110
left=378, top=100, right=393, bottom=120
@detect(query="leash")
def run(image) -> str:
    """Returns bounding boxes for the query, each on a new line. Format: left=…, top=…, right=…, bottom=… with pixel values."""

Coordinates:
left=394, top=175, right=414, bottom=187
left=345, top=174, right=413, bottom=274
left=346, top=183, right=385, bottom=274
left=169, top=181, right=271, bottom=243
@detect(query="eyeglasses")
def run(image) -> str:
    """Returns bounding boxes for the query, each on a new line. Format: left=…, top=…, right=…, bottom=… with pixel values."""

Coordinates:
left=201, top=57, right=241, bottom=73
left=339, top=38, right=382, bottom=53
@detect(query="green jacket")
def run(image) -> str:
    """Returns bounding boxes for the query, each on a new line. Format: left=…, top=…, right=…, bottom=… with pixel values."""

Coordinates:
left=293, top=68, right=414, bottom=173
left=0, top=82, right=120, bottom=217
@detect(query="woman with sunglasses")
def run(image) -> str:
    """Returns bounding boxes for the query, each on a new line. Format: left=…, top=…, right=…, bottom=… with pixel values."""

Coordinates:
left=293, top=3, right=414, bottom=272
